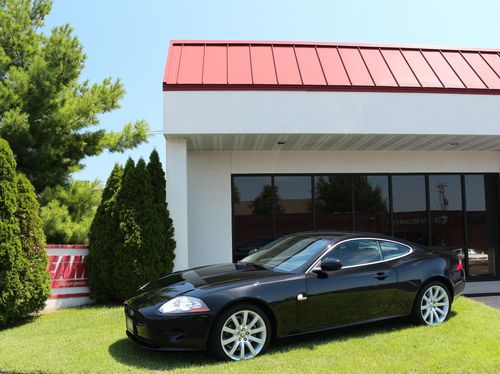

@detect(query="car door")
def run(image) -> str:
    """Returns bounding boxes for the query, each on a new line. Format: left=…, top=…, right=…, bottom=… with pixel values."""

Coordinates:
left=305, top=239, right=398, bottom=330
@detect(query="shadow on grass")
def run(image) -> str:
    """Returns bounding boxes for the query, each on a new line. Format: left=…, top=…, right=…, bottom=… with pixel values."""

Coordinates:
left=108, top=313, right=458, bottom=370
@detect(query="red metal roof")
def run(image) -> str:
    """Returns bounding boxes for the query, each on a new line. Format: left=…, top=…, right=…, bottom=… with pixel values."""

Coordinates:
left=163, top=41, right=500, bottom=94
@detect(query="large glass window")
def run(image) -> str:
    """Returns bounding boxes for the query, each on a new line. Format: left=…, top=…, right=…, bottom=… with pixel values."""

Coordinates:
left=392, top=175, right=428, bottom=245
left=428, top=175, right=464, bottom=247
left=231, top=173, right=500, bottom=279
left=314, top=175, right=352, bottom=231
left=465, top=175, right=499, bottom=277
left=233, top=176, right=274, bottom=258
left=274, top=176, right=313, bottom=236
left=354, top=175, right=390, bottom=234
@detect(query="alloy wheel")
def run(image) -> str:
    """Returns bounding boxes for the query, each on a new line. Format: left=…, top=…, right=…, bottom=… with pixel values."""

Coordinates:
left=220, top=309, right=267, bottom=360
left=420, top=285, right=449, bottom=325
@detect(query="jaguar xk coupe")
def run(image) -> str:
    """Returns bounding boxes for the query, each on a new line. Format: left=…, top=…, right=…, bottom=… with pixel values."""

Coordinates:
left=124, top=231, right=465, bottom=360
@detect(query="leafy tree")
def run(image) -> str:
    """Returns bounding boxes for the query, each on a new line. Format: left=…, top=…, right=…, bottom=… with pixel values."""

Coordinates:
left=40, top=180, right=102, bottom=244
left=0, top=138, right=23, bottom=325
left=112, top=158, right=152, bottom=300
left=250, top=185, right=283, bottom=215
left=146, top=149, right=175, bottom=275
left=87, top=164, right=122, bottom=301
left=0, top=0, right=149, bottom=193
left=15, top=173, right=50, bottom=316
left=0, top=138, right=48, bottom=325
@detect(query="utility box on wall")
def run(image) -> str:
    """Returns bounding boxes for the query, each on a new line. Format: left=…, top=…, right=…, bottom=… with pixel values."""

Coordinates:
left=44, top=245, right=93, bottom=311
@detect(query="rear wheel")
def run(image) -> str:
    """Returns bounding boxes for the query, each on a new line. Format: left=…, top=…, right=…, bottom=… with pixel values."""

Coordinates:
left=209, top=303, right=271, bottom=361
left=413, top=281, right=451, bottom=326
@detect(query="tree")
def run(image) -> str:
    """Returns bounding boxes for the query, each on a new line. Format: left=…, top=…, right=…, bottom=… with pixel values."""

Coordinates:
left=0, top=138, right=23, bottom=325
left=15, top=173, right=51, bottom=316
left=146, top=149, right=175, bottom=275
left=87, top=164, right=122, bottom=301
left=112, top=158, right=152, bottom=300
left=0, top=138, right=48, bottom=325
left=40, top=180, right=102, bottom=244
left=250, top=185, right=283, bottom=215
left=0, top=0, right=149, bottom=193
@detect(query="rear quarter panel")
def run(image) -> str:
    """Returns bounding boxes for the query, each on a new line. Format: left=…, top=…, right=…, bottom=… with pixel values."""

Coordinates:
left=391, top=250, right=453, bottom=316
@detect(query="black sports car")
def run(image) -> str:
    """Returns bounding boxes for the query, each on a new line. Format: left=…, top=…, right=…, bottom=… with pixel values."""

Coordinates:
left=124, top=231, right=465, bottom=361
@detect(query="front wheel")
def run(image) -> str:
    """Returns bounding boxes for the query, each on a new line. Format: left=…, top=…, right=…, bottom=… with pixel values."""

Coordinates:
left=209, top=303, right=271, bottom=361
left=413, top=281, right=451, bottom=326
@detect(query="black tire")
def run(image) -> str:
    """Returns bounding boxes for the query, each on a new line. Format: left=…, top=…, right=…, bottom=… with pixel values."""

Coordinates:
left=412, top=281, right=452, bottom=326
left=209, top=303, right=272, bottom=361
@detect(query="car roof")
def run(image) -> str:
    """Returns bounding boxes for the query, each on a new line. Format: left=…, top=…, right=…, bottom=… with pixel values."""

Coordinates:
left=289, top=231, right=416, bottom=245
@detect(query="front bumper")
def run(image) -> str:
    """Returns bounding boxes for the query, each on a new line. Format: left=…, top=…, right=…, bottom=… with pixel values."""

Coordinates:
left=124, top=303, right=214, bottom=351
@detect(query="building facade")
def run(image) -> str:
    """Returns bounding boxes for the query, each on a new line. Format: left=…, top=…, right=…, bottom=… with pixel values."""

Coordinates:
left=163, top=40, right=500, bottom=280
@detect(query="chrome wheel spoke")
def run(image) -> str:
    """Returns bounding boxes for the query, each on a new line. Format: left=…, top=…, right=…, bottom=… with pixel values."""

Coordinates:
left=248, top=335, right=265, bottom=345
left=222, top=336, right=238, bottom=346
left=228, top=341, right=239, bottom=356
left=245, top=341, right=257, bottom=356
left=247, top=315, right=259, bottom=329
left=242, top=311, right=248, bottom=326
left=250, top=326, right=265, bottom=334
left=230, top=315, right=240, bottom=329
left=239, top=341, right=245, bottom=359
left=222, top=326, right=236, bottom=334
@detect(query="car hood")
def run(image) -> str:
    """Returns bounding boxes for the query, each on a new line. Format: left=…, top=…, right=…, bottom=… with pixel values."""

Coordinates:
left=127, top=263, right=283, bottom=309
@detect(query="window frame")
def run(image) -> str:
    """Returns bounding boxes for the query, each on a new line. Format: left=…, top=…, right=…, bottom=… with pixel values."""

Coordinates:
left=306, top=237, right=414, bottom=273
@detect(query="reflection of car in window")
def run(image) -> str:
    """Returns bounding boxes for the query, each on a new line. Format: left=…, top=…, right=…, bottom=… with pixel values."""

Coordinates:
left=234, top=237, right=277, bottom=261
left=467, top=249, right=488, bottom=265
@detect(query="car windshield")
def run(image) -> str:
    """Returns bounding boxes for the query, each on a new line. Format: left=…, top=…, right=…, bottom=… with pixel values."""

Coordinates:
left=241, top=235, right=331, bottom=273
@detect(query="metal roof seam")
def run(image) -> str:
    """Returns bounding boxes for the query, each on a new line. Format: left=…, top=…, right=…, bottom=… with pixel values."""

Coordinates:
left=398, top=48, right=422, bottom=87
left=270, top=45, right=280, bottom=85
left=459, top=50, right=489, bottom=89
left=314, top=45, right=329, bottom=85
left=175, top=44, right=183, bottom=84
left=201, top=44, right=206, bottom=84
left=292, top=45, right=304, bottom=85
left=479, top=52, right=500, bottom=81
left=419, top=49, right=444, bottom=88
left=439, top=50, right=467, bottom=89
left=379, top=47, right=400, bottom=87
left=226, top=43, right=229, bottom=85
left=248, top=45, right=254, bottom=84
left=357, top=46, right=376, bottom=86
left=336, top=46, right=352, bottom=85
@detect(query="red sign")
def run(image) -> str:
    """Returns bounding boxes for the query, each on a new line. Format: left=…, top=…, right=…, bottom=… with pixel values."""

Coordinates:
left=47, top=254, right=89, bottom=288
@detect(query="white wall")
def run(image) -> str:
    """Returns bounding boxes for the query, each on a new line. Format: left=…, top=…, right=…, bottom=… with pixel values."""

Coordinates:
left=164, top=91, right=500, bottom=136
left=185, top=149, right=500, bottom=268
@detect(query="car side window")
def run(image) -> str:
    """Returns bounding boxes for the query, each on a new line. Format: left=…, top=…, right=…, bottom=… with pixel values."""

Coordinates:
left=378, top=240, right=411, bottom=260
left=326, top=239, right=382, bottom=267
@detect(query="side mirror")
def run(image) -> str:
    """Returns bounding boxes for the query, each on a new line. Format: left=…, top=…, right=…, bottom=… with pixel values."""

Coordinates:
left=320, top=257, right=342, bottom=272
left=248, top=248, right=259, bottom=255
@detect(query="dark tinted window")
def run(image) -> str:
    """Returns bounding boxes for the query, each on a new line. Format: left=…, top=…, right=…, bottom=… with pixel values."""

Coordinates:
left=327, top=239, right=382, bottom=266
left=275, top=176, right=313, bottom=235
left=379, top=240, right=411, bottom=260
left=428, top=175, right=464, bottom=247
left=315, top=175, right=352, bottom=231
left=233, top=176, right=273, bottom=252
left=392, top=175, right=428, bottom=245
left=465, top=175, right=499, bottom=246
left=354, top=175, right=390, bottom=234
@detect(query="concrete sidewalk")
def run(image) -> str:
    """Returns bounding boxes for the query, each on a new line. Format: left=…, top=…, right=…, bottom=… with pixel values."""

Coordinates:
left=463, top=280, right=500, bottom=296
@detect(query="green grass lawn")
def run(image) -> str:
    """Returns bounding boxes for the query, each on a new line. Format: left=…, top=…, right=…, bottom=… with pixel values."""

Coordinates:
left=0, top=297, right=499, bottom=373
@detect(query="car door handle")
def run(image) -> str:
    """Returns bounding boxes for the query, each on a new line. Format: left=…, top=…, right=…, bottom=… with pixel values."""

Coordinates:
left=374, top=272, right=389, bottom=280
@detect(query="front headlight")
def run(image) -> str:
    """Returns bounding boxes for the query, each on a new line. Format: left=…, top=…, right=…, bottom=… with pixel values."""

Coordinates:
left=158, top=296, right=210, bottom=314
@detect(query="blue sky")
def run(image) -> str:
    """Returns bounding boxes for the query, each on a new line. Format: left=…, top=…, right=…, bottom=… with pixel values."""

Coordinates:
left=43, top=0, right=500, bottom=182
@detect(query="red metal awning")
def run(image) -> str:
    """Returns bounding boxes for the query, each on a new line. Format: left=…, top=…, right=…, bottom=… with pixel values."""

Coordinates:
left=163, top=40, right=500, bottom=94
